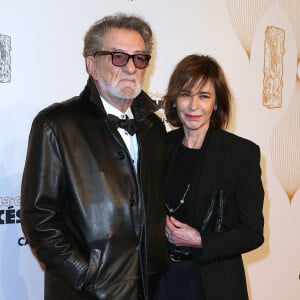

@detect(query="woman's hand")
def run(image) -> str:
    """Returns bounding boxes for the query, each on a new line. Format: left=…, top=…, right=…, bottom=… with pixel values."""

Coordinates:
left=165, top=215, right=202, bottom=248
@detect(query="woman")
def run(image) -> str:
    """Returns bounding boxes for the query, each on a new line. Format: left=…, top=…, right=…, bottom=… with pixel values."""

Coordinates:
left=156, top=54, right=264, bottom=300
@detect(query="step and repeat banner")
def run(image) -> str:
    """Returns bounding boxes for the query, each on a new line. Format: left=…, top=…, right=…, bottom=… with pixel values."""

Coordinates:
left=1, top=1, right=299, bottom=299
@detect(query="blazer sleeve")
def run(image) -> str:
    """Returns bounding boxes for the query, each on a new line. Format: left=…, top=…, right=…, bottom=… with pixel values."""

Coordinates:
left=20, top=114, right=89, bottom=291
left=201, top=142, right=264, bottom=263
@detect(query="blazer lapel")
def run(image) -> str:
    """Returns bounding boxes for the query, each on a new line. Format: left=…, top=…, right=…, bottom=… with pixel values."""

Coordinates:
left=188, top=129, right=226, bottom=230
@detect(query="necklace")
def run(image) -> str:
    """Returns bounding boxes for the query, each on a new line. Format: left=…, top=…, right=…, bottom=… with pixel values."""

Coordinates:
left=165, top=184, right=191, bottom=213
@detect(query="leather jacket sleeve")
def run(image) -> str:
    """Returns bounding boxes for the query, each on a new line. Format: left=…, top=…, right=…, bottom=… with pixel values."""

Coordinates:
left=21, top=114, right=89, bottom=291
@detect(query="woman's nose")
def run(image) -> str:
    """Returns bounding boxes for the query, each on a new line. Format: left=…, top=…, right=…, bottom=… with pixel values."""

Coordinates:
left=189, top=95, right=200, bottom=110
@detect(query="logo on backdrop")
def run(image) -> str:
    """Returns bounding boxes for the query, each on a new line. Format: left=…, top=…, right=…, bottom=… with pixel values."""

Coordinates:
left=0, top=34, right=12, bottom=83
left=149, top=91, right=168, bottom=124
left=0, top=195, right=28, bottom=246
left=0, top=196, right=21, bottom=225
left=263, top=26, right=285, bottom=109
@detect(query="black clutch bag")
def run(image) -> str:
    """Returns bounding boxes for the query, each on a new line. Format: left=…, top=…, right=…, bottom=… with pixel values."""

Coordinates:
left=201, top=188, right=235, bottom=234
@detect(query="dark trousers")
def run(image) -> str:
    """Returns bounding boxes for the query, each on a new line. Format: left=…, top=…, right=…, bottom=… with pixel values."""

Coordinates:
left=155, top=261, right=205, bottom=300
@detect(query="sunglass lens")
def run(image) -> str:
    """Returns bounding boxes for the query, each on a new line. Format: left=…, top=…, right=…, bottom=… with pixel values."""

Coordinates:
left=112, top=53, right=128, bottom=67
left=111, top=52, right=150, bottom=69
left=134, top=55, right=149, bottom=69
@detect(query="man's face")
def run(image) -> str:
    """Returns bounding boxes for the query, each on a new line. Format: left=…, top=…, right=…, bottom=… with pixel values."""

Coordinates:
left=87, top=27, right=148, bottom=108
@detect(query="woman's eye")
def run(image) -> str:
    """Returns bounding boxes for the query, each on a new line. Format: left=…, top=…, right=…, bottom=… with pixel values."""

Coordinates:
left=200, top=93, right=210, bottom=99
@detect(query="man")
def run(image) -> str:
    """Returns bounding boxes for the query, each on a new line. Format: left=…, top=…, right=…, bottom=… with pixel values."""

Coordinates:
left=21, top=13, right=168, bottom=300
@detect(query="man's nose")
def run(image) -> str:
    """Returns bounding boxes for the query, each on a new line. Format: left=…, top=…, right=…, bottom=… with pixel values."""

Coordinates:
left=122, top=57, right=136, bottom=73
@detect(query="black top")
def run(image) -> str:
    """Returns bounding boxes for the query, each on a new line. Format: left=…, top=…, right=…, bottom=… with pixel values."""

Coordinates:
left=166, top=128, right=213, bottom=256
left=166, top=143, right=201, bottom=222
left=166, top=127, right=213, bottom=224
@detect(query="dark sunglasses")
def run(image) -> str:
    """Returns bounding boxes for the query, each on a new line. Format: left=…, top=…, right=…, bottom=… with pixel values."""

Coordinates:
left=93, top=51, right=151, bottom=69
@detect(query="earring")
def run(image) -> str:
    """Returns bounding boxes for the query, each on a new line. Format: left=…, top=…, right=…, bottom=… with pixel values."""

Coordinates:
left=214, top=104, right=218, bottom=111
left=173, top=103, right=177, bottom=108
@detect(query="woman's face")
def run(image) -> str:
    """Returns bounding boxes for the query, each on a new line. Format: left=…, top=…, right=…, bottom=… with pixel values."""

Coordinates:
left=176, top=79, right=216, bottom=133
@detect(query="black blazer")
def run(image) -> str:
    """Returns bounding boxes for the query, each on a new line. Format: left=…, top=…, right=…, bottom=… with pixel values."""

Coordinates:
left=167, top=127, right=264, bottom=300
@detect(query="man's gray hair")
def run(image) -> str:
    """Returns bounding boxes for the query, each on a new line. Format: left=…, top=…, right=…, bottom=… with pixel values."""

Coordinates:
left=83, top=13, right=153, bottom=57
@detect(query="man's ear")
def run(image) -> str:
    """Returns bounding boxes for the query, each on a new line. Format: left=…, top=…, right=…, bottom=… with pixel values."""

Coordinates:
left=86, top=56, right=97, bottom=79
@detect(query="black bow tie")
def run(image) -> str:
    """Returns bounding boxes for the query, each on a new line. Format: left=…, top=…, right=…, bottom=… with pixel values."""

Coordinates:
left=108, top=114, right=137, bottom=135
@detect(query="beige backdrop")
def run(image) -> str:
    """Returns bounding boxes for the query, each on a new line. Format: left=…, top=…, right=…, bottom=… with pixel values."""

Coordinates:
left=0, top=1, right=299, bottom=299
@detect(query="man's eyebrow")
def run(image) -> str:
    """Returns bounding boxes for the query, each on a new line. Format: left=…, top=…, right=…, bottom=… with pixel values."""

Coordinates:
left=109, top=48, right=148, bottom=54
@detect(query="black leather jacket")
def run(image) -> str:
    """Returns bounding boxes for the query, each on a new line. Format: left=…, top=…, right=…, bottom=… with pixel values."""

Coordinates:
left=21, top=77, right=168, bottom=300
